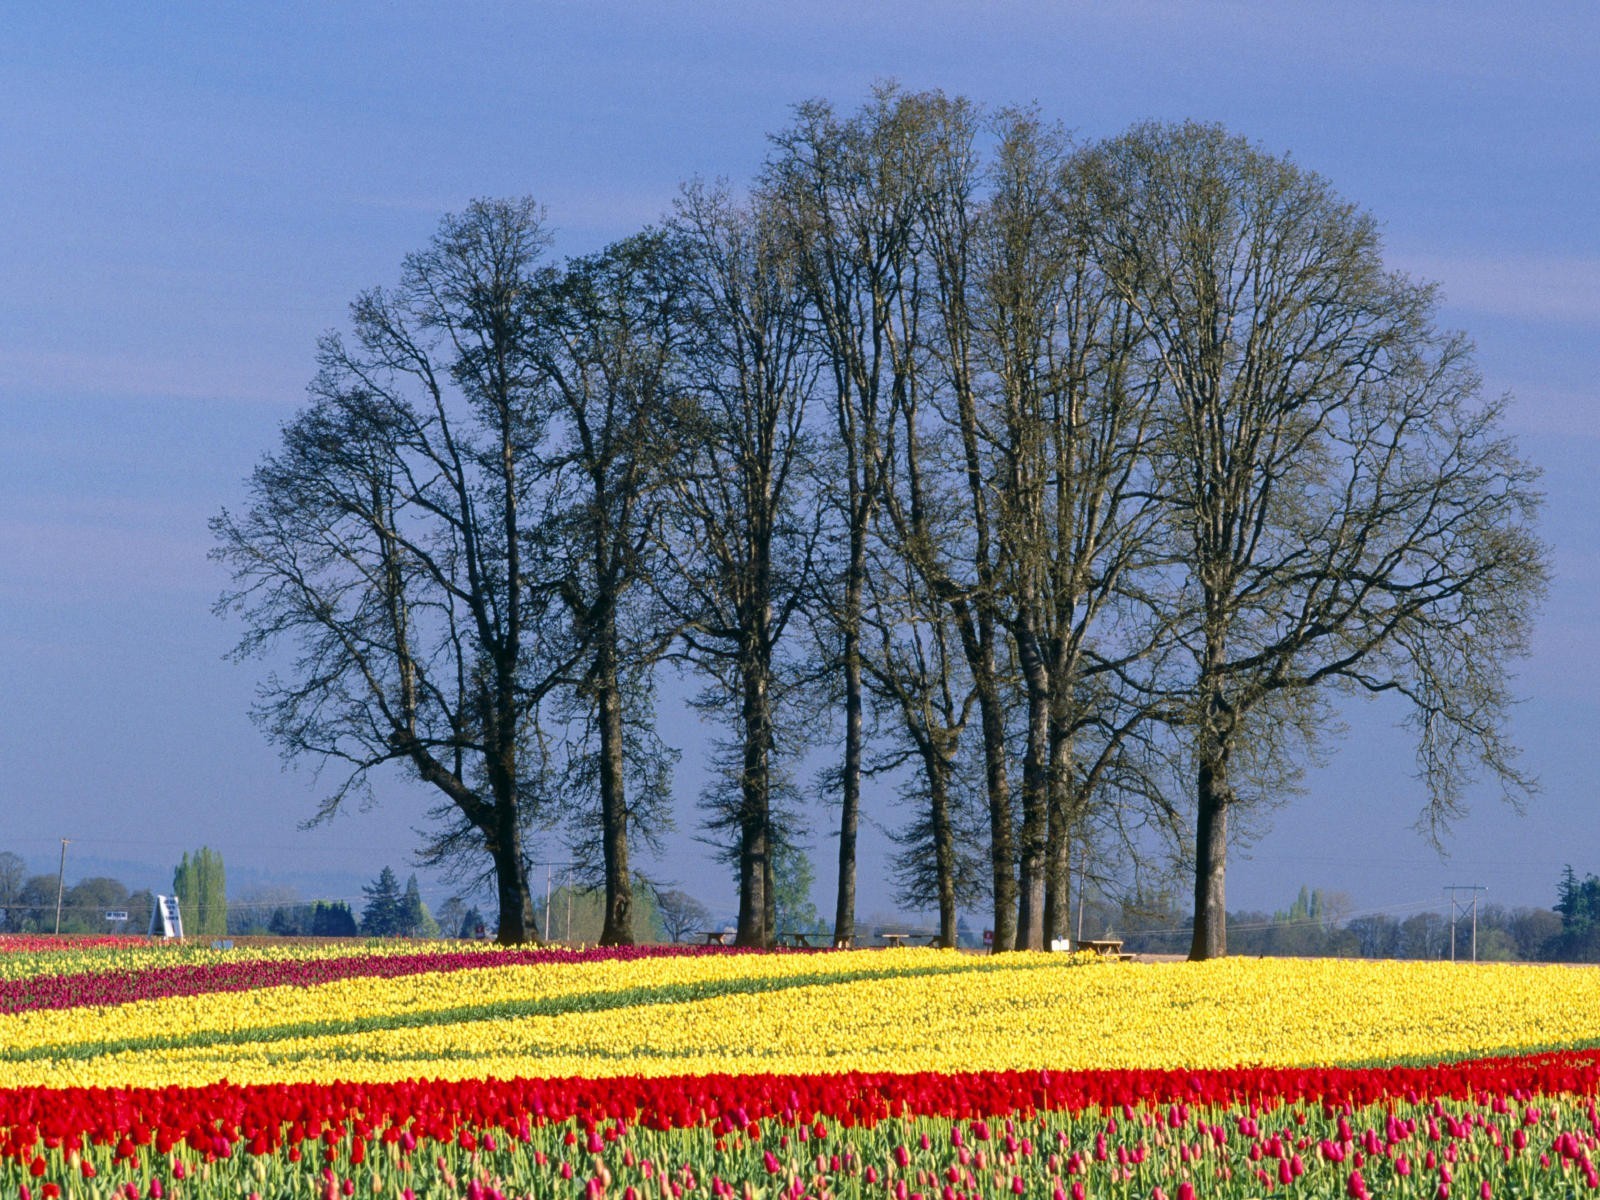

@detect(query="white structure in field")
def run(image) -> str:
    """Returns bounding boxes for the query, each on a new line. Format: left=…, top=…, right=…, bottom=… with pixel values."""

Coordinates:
left=148, top=894, right=184, bottom=939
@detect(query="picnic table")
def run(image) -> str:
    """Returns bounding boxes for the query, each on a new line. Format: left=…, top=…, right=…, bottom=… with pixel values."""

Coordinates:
left=785, top=931, right=823, bottom=948
left=700, top=930, right=732, bottom=945
left=878, top=932, right=910, bottom=947
left=1081, top=937, right=1133, bottom=960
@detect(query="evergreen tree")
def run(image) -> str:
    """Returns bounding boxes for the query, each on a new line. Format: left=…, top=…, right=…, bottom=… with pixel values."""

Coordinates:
left=172, top=847, right=227, bottom=937
left=268, top=906, right=302, bottom=936
left=311, top=901, right=358, bottom=937
left=398, top=874, right=439, bottom=937
left=1555, top=866, right=1600, bottom=935
left=458, top=906, right=487, bottom=939
left=1552, top=866, right=1600, bottom=960
left=361, top=867, right=404, bottom=936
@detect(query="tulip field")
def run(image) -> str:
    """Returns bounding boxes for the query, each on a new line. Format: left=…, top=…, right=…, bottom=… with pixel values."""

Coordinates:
left=4, top=936, right=1600, bottom=1198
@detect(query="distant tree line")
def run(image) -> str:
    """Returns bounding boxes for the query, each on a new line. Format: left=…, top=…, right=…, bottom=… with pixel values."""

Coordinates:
left=0, top=849, right=475, bottom=941
left=231, top=867, right=464, bottom=939
left=0, top=851, right=156, bottom=934
left=213, top=87, right=1547, bottom=956
left=10, top=844, right=1599, bottom=962
left=1076, top=871, right=1600, bottom=964
left=0, top=845, right=228, bottom=936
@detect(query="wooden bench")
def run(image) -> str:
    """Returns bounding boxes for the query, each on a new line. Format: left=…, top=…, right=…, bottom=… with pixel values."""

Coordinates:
left=786, top=931, right=822, bottom=948
left=878, top=932, right=910, bottom=948
left=700, top=930, right=732, bottom=945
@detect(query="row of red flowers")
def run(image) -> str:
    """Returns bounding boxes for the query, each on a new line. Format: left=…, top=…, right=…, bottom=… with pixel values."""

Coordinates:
left=0, top=936, right=146, bottom=955
left=0, top=944, right=787, bottom=1016
left=6, top=1054, right=1600, bottom=1160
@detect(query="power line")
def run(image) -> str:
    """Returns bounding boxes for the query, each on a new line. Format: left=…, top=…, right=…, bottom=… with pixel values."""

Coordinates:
left=1096, top=891, right=1483, bottom=943
left=1445, top=885, right=1487, bottom=962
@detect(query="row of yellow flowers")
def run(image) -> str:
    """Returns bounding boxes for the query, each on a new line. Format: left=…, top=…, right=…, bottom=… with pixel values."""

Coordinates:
left=3, top=943, right=1007, bottom=1059
left=6, top=949, right=1600, bottom=1089
left=0, top=936, right=479, bottom=982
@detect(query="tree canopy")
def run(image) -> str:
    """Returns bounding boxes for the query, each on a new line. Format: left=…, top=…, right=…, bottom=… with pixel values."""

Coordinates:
left=217, top=95, right=1546, bottom=955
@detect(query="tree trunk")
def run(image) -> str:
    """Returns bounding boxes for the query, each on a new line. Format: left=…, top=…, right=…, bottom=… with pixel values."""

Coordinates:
left=736, top=658, right=774, bottom=948
left=928, top=744, right=959, bottom=949
left=833, top=531, right=865, bottom=947
left=1043, top=790, right=1072, bottom=944
left=1043, top=706, right=1076, bottom=942
left=596, top=642, right=633, bottom=945
left=1188, top=754, right=1229, bottom=960
left=490, top=806, right=537, bottom=945
left=1014, top=634, right=1050, bottom=951
left=960, top=606, right=1016, bottom=955
left=736, top=813, right=769, bottom=947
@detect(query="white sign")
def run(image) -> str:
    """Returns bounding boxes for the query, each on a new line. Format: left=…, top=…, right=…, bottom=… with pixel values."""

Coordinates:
left=104, top=910, right=129, bottom=922
left=148, top=894, right=184, bottom=939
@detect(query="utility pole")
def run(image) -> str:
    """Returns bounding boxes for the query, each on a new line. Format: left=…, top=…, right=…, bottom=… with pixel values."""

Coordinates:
left=53, top=838, right=71, bottom=936
left=1445, top=885, right=1486, bottom=962
left=1075, top=843, right=1087, bottom=947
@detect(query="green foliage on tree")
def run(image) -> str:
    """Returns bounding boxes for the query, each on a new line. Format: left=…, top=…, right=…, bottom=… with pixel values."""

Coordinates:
left=399, top=874, right=439, bottom=938
left=0, top=852, right=25, bottom=932
left=310, top=901, right=358, bottom=937
left=1551, top=866, right=1600, bottom=961
left=1555, top=866, right=1600, bottom=935
left=59, top=877, right=131, bottom=935
left=536, top=874, right=668, bottom=944
left=172, top=847, right=227, bottom=937
left=1274, top=886, right=1324, bottom=927
left=772, top=842, right=824, bottom=937
left=458, top=906, right=487, bottom=939
left=360, top=866, right=404, bottom=936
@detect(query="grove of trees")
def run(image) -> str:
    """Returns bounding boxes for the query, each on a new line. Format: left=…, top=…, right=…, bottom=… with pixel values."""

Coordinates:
left=213, top=87, right=1546, bottom=956
left=0, top=852, right=155, bottom=935
left=172, top=847, right=227, bottom=937
left=358, top=867, right=441, bottom=937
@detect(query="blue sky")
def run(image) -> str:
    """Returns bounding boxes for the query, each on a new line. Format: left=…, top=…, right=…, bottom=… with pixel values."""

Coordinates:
left=3, top=2, right=1596, bottom=928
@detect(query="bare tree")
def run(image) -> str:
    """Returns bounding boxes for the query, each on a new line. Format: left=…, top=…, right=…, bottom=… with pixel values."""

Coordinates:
left=663, top=183, right=820, bottom=948
left=764, top=86, right=932, bottom=947
left=526, top=233, right=685, bottom=945
left=976, top=115, right=1177, bottom=948
left=890, top=105, right=1176, bottom=951
left=1083, top=123, right=1548, bottom=959
left=909, top=94, right=1023, bottom=953
left=653, top=888, right=711, bottom=943
left=212, top=199, right=571, bottom=944
left=859, top=533, right=984, bottom=948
